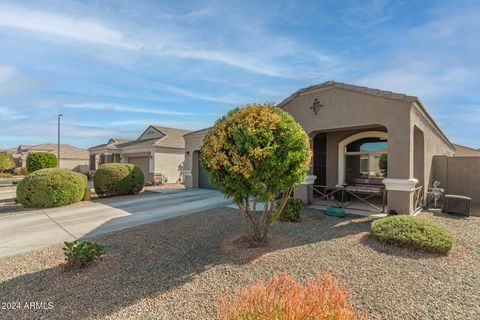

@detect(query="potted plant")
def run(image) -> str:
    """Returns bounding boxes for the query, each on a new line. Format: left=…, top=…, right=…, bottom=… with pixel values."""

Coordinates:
left=326, top=203, right=346, bottom=217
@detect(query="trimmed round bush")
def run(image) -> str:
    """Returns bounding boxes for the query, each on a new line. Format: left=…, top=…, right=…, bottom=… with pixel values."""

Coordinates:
left=26, top=152, right=57, bottom=172
left=276, top=197, right=303, bottom=222
left=16, top=168, right=87, bottom=208
left=371, top=215, right=454, bottom=253
left=201, top=103, right=311, bottom=243
left=94, top=163, right=144, bottom=198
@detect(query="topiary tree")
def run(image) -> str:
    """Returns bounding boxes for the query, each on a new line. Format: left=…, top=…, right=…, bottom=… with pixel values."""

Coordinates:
left=26, top=152, right=57, bottom=172
left=0, top=151, right=15, bottom=171
left=201, top=103, right=312, bottom=244
left=378, top=153, right=388, bottom=176
left=94, top=163, right=144, bottom=198
left=16, top=168, right=87, bottom=208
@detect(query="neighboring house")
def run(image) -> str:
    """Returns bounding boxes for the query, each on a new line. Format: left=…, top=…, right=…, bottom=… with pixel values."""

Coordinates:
left=452, top=144, right=480, bottom=156
left=89, top=126, right=191, bottom=183
left=13, top=144, right=89, bottom=173
left=184, top=81, right=476, bottom=215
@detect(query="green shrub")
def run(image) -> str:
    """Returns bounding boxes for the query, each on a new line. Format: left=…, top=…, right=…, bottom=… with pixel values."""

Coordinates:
left=94, top=163, right=144, bottom=198
left=0, top=151, right=15, bottom=171
left=329, top=203, right=342, bottom=209
left=371, top=215, right=454, bottom=254
left=63, top=240, right=106, bottom=270
left=13, top=167, right=28, bottom=175
left=16, top=168, right=87, bottom=208
left=201, top=103, right=311, bottom=243
left=26, top=152, right=57, bottom=172
left=274, top=197, right=303, bottom=222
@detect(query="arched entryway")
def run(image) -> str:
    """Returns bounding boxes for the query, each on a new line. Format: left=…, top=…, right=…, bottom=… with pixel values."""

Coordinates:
left=338, top=131, right=388, bottom=186
left=310, top=129, right=389, bottom=214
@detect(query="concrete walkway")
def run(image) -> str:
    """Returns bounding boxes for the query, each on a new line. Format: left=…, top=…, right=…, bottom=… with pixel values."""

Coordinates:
left=0, top=188, right=231, bottom=257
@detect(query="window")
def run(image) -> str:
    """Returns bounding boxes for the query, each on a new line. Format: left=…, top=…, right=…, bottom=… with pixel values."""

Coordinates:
left=345, top=137, right=387, bottom=182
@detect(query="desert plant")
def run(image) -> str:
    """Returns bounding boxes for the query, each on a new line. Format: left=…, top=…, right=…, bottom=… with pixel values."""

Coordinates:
left=63, top=240, right=106, bottom=270
left=0, top=151, right=14, bottom=172
left=201, top=103, right=311, bottom=244
left=330, top=203, right=343, bottom=208
left=218, top=272, right=366, bottom=320
left=274, top=197, right=303, bottom=222
left=13, top=167, right=28, bottom=175
left=16, top=168, right=87, bottom=208
left=371, top=215, right=454, bottom=253
left=26, top=152, right=57, bottom=172
left=378, top=153, right=387, bottom=176
left=94, top=163, right=144, bottom=198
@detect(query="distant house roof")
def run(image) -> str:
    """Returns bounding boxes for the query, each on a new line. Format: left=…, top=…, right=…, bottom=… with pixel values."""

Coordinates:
left=88, top=138, right=131, bottom=150
left=16, top=144, right=89, bottom=159
left=108, top=138, right=130, bottom=144
left=453, top=144, right=480, bottom=156
left=183, top=127, right=211, bottom=137
left=90, top=126, right=191, bottom=151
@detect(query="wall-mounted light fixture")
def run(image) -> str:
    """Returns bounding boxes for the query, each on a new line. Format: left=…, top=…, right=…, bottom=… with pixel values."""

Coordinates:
left=186, top=151, right=190, bottom=156
left=310, top=98, right=323, bottom=115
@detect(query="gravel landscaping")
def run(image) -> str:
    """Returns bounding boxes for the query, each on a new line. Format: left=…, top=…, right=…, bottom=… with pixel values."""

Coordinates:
left=0, top=207, right=479, bottom=319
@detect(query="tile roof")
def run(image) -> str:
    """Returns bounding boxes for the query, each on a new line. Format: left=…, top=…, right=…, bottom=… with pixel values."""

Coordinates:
left=109, top=126, right=192, bottom=150
left=277, top=80, right=418, bottom=108
left=16, top=144, right=89, bottom=159
left=183, top=127, right=211, bottom=137
left=453, top=144, right=480, bottom=156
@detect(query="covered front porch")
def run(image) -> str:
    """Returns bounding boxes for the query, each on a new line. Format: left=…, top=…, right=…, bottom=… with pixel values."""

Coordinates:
left=89, top=152, right=122, bottom=171
left=295, top=125, right=425, bottom=216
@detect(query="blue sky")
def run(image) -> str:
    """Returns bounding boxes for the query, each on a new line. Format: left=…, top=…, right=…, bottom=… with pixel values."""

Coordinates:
left=0, top=0, right=479, bottom=148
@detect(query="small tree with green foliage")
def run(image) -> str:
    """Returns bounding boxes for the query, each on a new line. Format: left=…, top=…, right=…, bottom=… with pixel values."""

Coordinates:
left=26, top=152, right=57, bottom=172
left=378, top=153, right=388, bottom=177
left=0, top=151, right=15, bottom=171
left=201, top=103, right=312, bottom=244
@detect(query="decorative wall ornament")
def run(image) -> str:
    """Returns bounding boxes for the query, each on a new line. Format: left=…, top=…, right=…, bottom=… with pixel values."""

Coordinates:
left=310, top=98, right=323, bottom=115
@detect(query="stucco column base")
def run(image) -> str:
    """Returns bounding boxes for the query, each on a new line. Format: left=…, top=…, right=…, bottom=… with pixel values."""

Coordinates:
left=384, top=178, right=418, bottom=215
left=294, top=175, right=316, bottom=205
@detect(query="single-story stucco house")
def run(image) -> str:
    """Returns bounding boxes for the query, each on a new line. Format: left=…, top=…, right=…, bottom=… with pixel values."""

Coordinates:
left=183, top=81, right=480, bottom=215
left=13, top=144, right=89, bottom=173
left=89, top=126, right=191, bottom=183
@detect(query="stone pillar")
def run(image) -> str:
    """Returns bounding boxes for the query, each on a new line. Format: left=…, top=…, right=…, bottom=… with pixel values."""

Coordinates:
left=383, top=178, right=418, bottom=215
left=295, top=175, right=316, bottom=205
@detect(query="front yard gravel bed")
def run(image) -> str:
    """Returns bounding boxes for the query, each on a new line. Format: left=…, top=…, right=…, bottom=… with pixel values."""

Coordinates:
left=0, top=208, right=479, bottom=319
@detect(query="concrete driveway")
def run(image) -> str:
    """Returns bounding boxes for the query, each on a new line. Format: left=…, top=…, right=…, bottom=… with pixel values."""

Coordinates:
left=0, top=188, right=231, bottom=257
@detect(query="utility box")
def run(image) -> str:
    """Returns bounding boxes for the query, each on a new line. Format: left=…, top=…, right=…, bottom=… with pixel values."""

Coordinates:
left=443, top=195, right=471, bottom=217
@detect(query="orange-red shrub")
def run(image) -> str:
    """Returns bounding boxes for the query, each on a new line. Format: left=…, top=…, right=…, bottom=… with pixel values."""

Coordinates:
left=218, top=273, right=366, bottom=320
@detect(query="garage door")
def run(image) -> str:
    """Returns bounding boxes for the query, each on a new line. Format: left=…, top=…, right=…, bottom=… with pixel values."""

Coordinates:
left=128, top=157, right=150, bottom=178
left=198, top=154, right=218, bottom=190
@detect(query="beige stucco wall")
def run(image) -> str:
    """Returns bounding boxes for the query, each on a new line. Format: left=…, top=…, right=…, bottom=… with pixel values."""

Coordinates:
left=59, top=159, right=89, bottom=173
left=154, top=147, right=185, bottom=183
left=282, top=87, right=454, bottom=214
left=410, top=104, right=455, bottom=190
left=183, top=133, right=206, bottom=188
left=432, top=156, right=480, bottom=204
left=282, top=87, right=413, bottom=185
